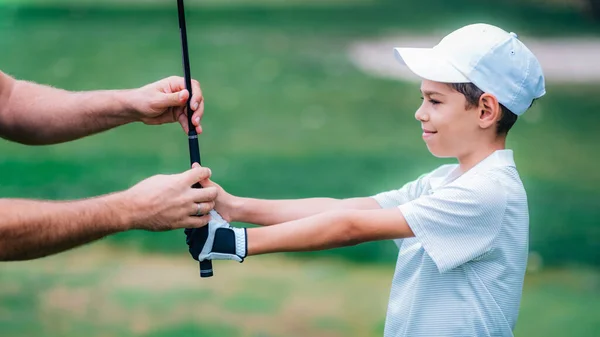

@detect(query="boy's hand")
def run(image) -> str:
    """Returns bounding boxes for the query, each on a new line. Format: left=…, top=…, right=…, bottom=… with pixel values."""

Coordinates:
left=191, top=163, right=238, bottom=223
left=186, top=210, right=247, bottom=262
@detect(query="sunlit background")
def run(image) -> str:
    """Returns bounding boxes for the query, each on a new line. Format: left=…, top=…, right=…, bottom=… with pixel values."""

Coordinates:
left=0, top=0, right=599, bottom=336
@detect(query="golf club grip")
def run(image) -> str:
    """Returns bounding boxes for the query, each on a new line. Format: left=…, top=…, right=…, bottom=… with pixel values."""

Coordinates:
left=188, top=138, right=213, bottom=278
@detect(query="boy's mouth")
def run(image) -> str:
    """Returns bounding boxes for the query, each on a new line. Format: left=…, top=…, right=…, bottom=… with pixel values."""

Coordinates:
left=422, top=128, right=437, bottom=139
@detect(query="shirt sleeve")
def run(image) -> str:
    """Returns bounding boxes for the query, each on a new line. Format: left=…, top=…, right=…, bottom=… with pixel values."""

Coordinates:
left=370, top=173, right=430, bottom=249
left=371, top=173, right=429, bottom=209
left=398, top=173, right=508, bottom=273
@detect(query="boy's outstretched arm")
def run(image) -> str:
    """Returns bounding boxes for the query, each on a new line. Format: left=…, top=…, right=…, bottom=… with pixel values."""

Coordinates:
left=186, top=208, right=413, bottom=262
left=201, top=176, right=382, bottom=226
left=246, top=209, right=414, bottom=255
left=231, top=197, right=382, bottom=226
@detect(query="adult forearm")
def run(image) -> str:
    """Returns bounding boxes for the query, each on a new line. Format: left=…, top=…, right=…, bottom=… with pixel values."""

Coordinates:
left=233, top=197, right=380, bottom=226
left=0, top=79, right=135, bottom=145
left=0, top=194, right=131, bottom=261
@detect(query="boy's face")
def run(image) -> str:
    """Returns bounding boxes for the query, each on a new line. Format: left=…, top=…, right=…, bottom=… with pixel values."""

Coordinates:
left=415, top=80, right=481, bottom=158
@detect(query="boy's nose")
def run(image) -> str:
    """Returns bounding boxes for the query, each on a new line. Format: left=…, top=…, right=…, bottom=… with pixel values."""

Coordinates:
left=415, top=107, right=429, bottom=122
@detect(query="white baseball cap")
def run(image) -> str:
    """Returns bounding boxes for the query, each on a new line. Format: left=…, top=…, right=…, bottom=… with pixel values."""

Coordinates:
left=393, top=23, right=546, bottom=116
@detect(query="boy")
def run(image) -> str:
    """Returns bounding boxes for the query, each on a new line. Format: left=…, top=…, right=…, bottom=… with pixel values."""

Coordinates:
left=187, top=23, right=545, bottom=336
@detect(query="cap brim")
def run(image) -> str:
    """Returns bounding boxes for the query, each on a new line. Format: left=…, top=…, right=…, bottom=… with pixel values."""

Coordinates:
left=393, top=47, right=470, bottom=83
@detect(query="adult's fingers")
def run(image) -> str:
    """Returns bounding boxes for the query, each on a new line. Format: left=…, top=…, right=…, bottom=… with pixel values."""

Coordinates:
left=190, top=201, right=215, bottom=216
left=155, top=89, right=188, bottom=110
left=178, top=112, right=190, bottom=133
left=181, top=165, right=212, bottom=185
left=183, top=214, right=212, bottom=229
left=189, top=186, right=218, bottom=203
left=164, top=76, right=189, bottom=93
left=190, top=79, right=203, bottom=111
left=190, top=99, right=204, bottom=134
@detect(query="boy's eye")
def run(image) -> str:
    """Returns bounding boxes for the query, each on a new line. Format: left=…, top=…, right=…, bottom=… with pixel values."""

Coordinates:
left=419, top=97, right=441, bottom=105
left=420, top=97, right=441, bottom=105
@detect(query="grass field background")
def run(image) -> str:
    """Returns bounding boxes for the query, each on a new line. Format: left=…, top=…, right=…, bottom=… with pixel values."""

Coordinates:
left=0, top=1, right=599, bottom=336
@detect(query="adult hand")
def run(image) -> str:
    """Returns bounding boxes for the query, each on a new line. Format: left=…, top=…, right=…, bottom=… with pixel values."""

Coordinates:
left=122, top=165, right=216, bottom=231
left=127, top=76, right=204, bottom=134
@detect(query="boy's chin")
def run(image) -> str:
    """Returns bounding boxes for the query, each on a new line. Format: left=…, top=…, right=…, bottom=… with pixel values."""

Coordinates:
left=426, top=145, right=455, bottom=159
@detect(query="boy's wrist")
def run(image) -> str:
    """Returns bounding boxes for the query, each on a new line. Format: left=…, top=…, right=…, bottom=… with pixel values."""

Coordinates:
left=227, top=196, right=246, bottom=222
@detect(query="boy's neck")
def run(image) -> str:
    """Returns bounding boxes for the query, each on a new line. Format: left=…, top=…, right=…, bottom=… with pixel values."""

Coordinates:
left=457, top=136, right=506, bottom=173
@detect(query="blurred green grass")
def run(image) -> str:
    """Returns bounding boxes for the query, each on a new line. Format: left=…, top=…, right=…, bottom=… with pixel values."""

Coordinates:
left=0, top=245, right=598, bottom=337
left=0, top=1, right=599, bottom=336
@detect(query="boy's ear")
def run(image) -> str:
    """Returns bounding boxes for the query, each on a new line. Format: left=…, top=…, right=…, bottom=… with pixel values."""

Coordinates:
left=478, top=93, right=501, bottom=130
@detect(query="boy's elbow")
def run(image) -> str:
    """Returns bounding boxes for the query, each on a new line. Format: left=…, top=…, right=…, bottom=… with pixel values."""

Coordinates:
left=335, top=208, right=410, bottom=247
left=337, top=211, right=366, bottom=247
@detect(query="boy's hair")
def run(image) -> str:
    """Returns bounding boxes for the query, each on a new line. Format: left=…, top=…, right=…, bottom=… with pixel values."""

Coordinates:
left=449, top=83, right=520, bottom=135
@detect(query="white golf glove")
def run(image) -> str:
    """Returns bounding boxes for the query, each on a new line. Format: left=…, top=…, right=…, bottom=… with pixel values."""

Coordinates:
left=187, top=210, right=247, bottom=263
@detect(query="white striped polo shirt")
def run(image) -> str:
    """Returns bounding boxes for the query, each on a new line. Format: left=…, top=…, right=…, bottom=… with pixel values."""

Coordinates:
left=372, top=149, right=529, bottom=337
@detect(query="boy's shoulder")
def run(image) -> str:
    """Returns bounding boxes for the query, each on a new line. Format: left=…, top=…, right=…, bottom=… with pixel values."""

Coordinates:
left=428, top=151, right=525, bottom=205
left=429, top=163, right=459, bottom=177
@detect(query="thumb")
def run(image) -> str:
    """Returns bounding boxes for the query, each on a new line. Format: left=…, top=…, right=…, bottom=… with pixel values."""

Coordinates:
left=192, top=162, right=217, bottom=187
left=183, top=164, right=211, bottom=185
left=156, top=90, right=189, bottom=109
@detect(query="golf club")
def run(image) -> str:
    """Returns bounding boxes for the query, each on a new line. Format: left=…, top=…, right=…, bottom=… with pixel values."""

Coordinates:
left=177, top=0, right=213, bottom=278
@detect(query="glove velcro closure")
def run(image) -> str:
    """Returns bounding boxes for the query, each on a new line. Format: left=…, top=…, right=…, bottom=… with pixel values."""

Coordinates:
left=212, top=227, right=247, bottom=262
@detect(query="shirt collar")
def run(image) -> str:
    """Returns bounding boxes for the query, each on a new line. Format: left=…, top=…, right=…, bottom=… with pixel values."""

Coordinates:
left=428, top=149, right=516, bottom=190
left=469, top=149, right=516, bottom=173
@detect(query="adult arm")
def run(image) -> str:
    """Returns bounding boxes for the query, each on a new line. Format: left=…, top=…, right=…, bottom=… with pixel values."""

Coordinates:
left=0, top=71, right=204, bottom=145
left=0, top=165, right=216, bottom=261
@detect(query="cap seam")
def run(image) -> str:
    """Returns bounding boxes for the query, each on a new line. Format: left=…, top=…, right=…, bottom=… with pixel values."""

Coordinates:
left=467, top=36, right=511, bottom=102
left=509, top=51, right=531, bottom=114
left=470, top=35, right=524, bottom=112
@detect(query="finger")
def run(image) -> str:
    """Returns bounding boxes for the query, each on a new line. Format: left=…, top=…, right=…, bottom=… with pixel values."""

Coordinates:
left=165, top=76, right=186, bottom=92
left=190, top=186, right=218, bottom=203
left=190, top=79, right=202, bottom=111
left=184, top=214, right=212, bottom=229
left=178, top=111, right=190, bottom=133
left=182, top=165, right=211, bottom=185
left=156, top=90, right=189, bottom=110
left=198, top=176, right=215, bottom=188
left=190, top=201, right=215, bottom=216
left=191, top=100, right=204, bottom=134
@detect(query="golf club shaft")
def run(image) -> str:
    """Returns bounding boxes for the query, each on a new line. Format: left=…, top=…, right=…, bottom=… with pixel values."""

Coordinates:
left=177, top=0, right=213, bottom=278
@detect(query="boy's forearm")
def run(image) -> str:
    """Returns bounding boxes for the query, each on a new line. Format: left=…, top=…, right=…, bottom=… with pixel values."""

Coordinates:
left=246, top=210, right=355, bottom=255
left=245, top=208, right=413, bottom=256
left=0, top=77, right=135, bottom=145
left=233, top=197, right=381, bottom=226
left=232, top=197, right=341, bottom=225
left=0, top=194, right=133, bottom=261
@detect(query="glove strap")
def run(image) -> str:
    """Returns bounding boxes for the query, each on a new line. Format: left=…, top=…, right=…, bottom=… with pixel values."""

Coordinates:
left=212, top=227, right=247, bottom=261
